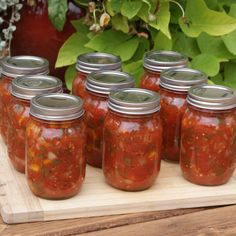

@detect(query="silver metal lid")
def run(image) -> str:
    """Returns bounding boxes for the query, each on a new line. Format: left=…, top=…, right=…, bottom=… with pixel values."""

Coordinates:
left=108, top=88, right=160, bottom=115
left=12, top=75, right=63, bottom=100
left=187, top=85, right=236, bottom=110
left=1, top=56, right=49, bottom=78
left=160, top=68, right=208, bottom=92
left=86, top=70, right=135, bottom=95
left=76, top=52, right=122, bottom=74
left=143, top=50, right=188, bottom=72
left=30, top=93, right=84, bottom=121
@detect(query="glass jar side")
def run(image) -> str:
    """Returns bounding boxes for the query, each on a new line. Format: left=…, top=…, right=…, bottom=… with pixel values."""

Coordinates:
left=160, top=87, right=187, bottom=162
left=72, top=70, right=88, bottom=99
left=103, top=110, right=163, bottom=191
left=26, top=116, right=86, bottom=199
left=180, top=105, right=236, bottom=186
left=84, top=92, right=108, bottom=168
left=140, top=69, right=161, bottom=92
left=0, top=75, right=13, bottom=143
left=7, top=97, right=30, bottom=173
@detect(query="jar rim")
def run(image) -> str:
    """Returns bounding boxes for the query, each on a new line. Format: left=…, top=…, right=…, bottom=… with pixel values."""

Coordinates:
left=108, top=88, right=160, bottom=115
left=12, top=75, right=63, bottom=100
left=30, top=93, right=84, bottom=121
left=187, top=85, right=236, bottom=110
left=1, top=55, right=49, bottom=78
left=143, top=50, right=188, bottom=72
left=86, top=70, right=135, bottom=95
left=76, top=52, right=122, bottom=74
left=160, top=68, right=208, bottom=92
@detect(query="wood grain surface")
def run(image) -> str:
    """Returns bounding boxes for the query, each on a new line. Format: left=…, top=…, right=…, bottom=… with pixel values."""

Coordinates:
left=1, top=136, right=236, bottom=225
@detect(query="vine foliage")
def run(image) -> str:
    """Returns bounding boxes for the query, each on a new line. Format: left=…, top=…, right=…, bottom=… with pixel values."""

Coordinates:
left=50, top=0, right=236, bottom=90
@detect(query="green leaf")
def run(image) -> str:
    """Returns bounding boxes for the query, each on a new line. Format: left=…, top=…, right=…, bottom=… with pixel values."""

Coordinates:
left=55, top=32, right=92, bottom=68
left=223, top=62, right=236, bottom=89
left=191, top=54, right=220, bottom=77
left=222, top=4, right=236, bottom=55
left=71, top=20, right=90, bottom=34
left=197, top=33, right=235, bottom=60
left=131, top=37, right=150, bottom=61
left=149, top=1, right=171, bottom=39
left=172, top=32, right=200, bottom=58
left=123, top=60, right=143, bottom=85
left=48, top=0, right=68, bottom=31
left=179, top=0, right=236, bottom=37
left=121, top=0, right=142, bottom=19
left=85, top=30, right=139, bottom=61
left=204, top=0, right=219, bottom=10
left=110, top=0, right=123, bottom=14
left=111, top=14, right=129, bottom=33
left=65, top=64, right=76, bottom=91
left=153, top=31, right=172, bottom=50
left=73, top=0, right=90, bottom=6
left=211, top=73, right=226, bottom=86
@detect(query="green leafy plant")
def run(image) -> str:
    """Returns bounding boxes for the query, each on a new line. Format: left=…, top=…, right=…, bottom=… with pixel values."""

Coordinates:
left=51, top=0, right=236, bottom=90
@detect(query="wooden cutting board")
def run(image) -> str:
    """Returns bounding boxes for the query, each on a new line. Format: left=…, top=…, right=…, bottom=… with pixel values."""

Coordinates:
left=1, top=137, right=236, bottom=224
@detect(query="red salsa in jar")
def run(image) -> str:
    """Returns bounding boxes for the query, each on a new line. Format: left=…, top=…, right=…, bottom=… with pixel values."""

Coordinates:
left=103, top=88, right=162, bottom=191
left=84, top=70, right=134, bottom=168
left=140, top=51, right=188, bottom=92
left=160, top=68, right=207, bottom=162
left=180, top=85, right=236, bottom=186
left=8, top=75, right=62, bottom=173
left=72, top=52, right=121, bottom=99
left=0, top=56, right=49, bottom=143
left=26, top=94, right=86, bottom=199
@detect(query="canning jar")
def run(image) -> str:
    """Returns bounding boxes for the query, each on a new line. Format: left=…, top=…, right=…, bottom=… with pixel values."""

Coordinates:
left=8, top=75, right=62, bottom=173
left=103, top=88, right=162, bottom=191
left=180, top=85, right=236, bottom=186
left=84, top=70, right=134, bottom=168
left=160, top=68, right=207, bottom=162
left=140, top=51, right=188, bottom=92
left=0, top=56, right=49, bottom=143
left=72, top=52, right=122, bottom=98
left=26, top=94, right=86, bottom=199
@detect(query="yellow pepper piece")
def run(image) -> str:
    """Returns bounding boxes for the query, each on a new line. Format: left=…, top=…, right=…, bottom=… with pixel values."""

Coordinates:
left=30, top=164, right=40, bottom=172
left=43, top=159, right=52, bottom=166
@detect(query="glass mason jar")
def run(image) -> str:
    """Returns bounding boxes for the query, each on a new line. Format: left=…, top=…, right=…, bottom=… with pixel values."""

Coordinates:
left=180, top=85, right=236, bottom=186
left=84, top=70, right=134, bottom=168
left=140, top=51, right=188, bottom=92
left=8, top=75, right=62, bottom=173
left=160, top=68, right=207, bottom=162
left=103, top=88, right=163, bottom=191
left=26, top=94, right=86, bottom=199
left=0, top=56, right=49, bottom=143
left=72, top=52, right=122, bottom=99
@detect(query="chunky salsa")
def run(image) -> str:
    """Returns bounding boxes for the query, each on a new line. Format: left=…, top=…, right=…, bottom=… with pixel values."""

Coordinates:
left=140, top=70, right=161, bottom=92
left=8, top=98, right=30, bottom=173
left=160, top=88, right=187, bottom=162
left=103, top=111, right=162, bottom=191
left=72, top=71, right=88, bottom=99
left=180, top=107, right=236, bottom=185
left=0, top=75, right=13, bottom=143
left=26, top=117, right=86, bottom=199
left=84, top=93, right=108, bottom=168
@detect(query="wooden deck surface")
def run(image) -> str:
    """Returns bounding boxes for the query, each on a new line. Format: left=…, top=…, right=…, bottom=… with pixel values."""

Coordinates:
left=1, top=205, right=236, bottom=235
